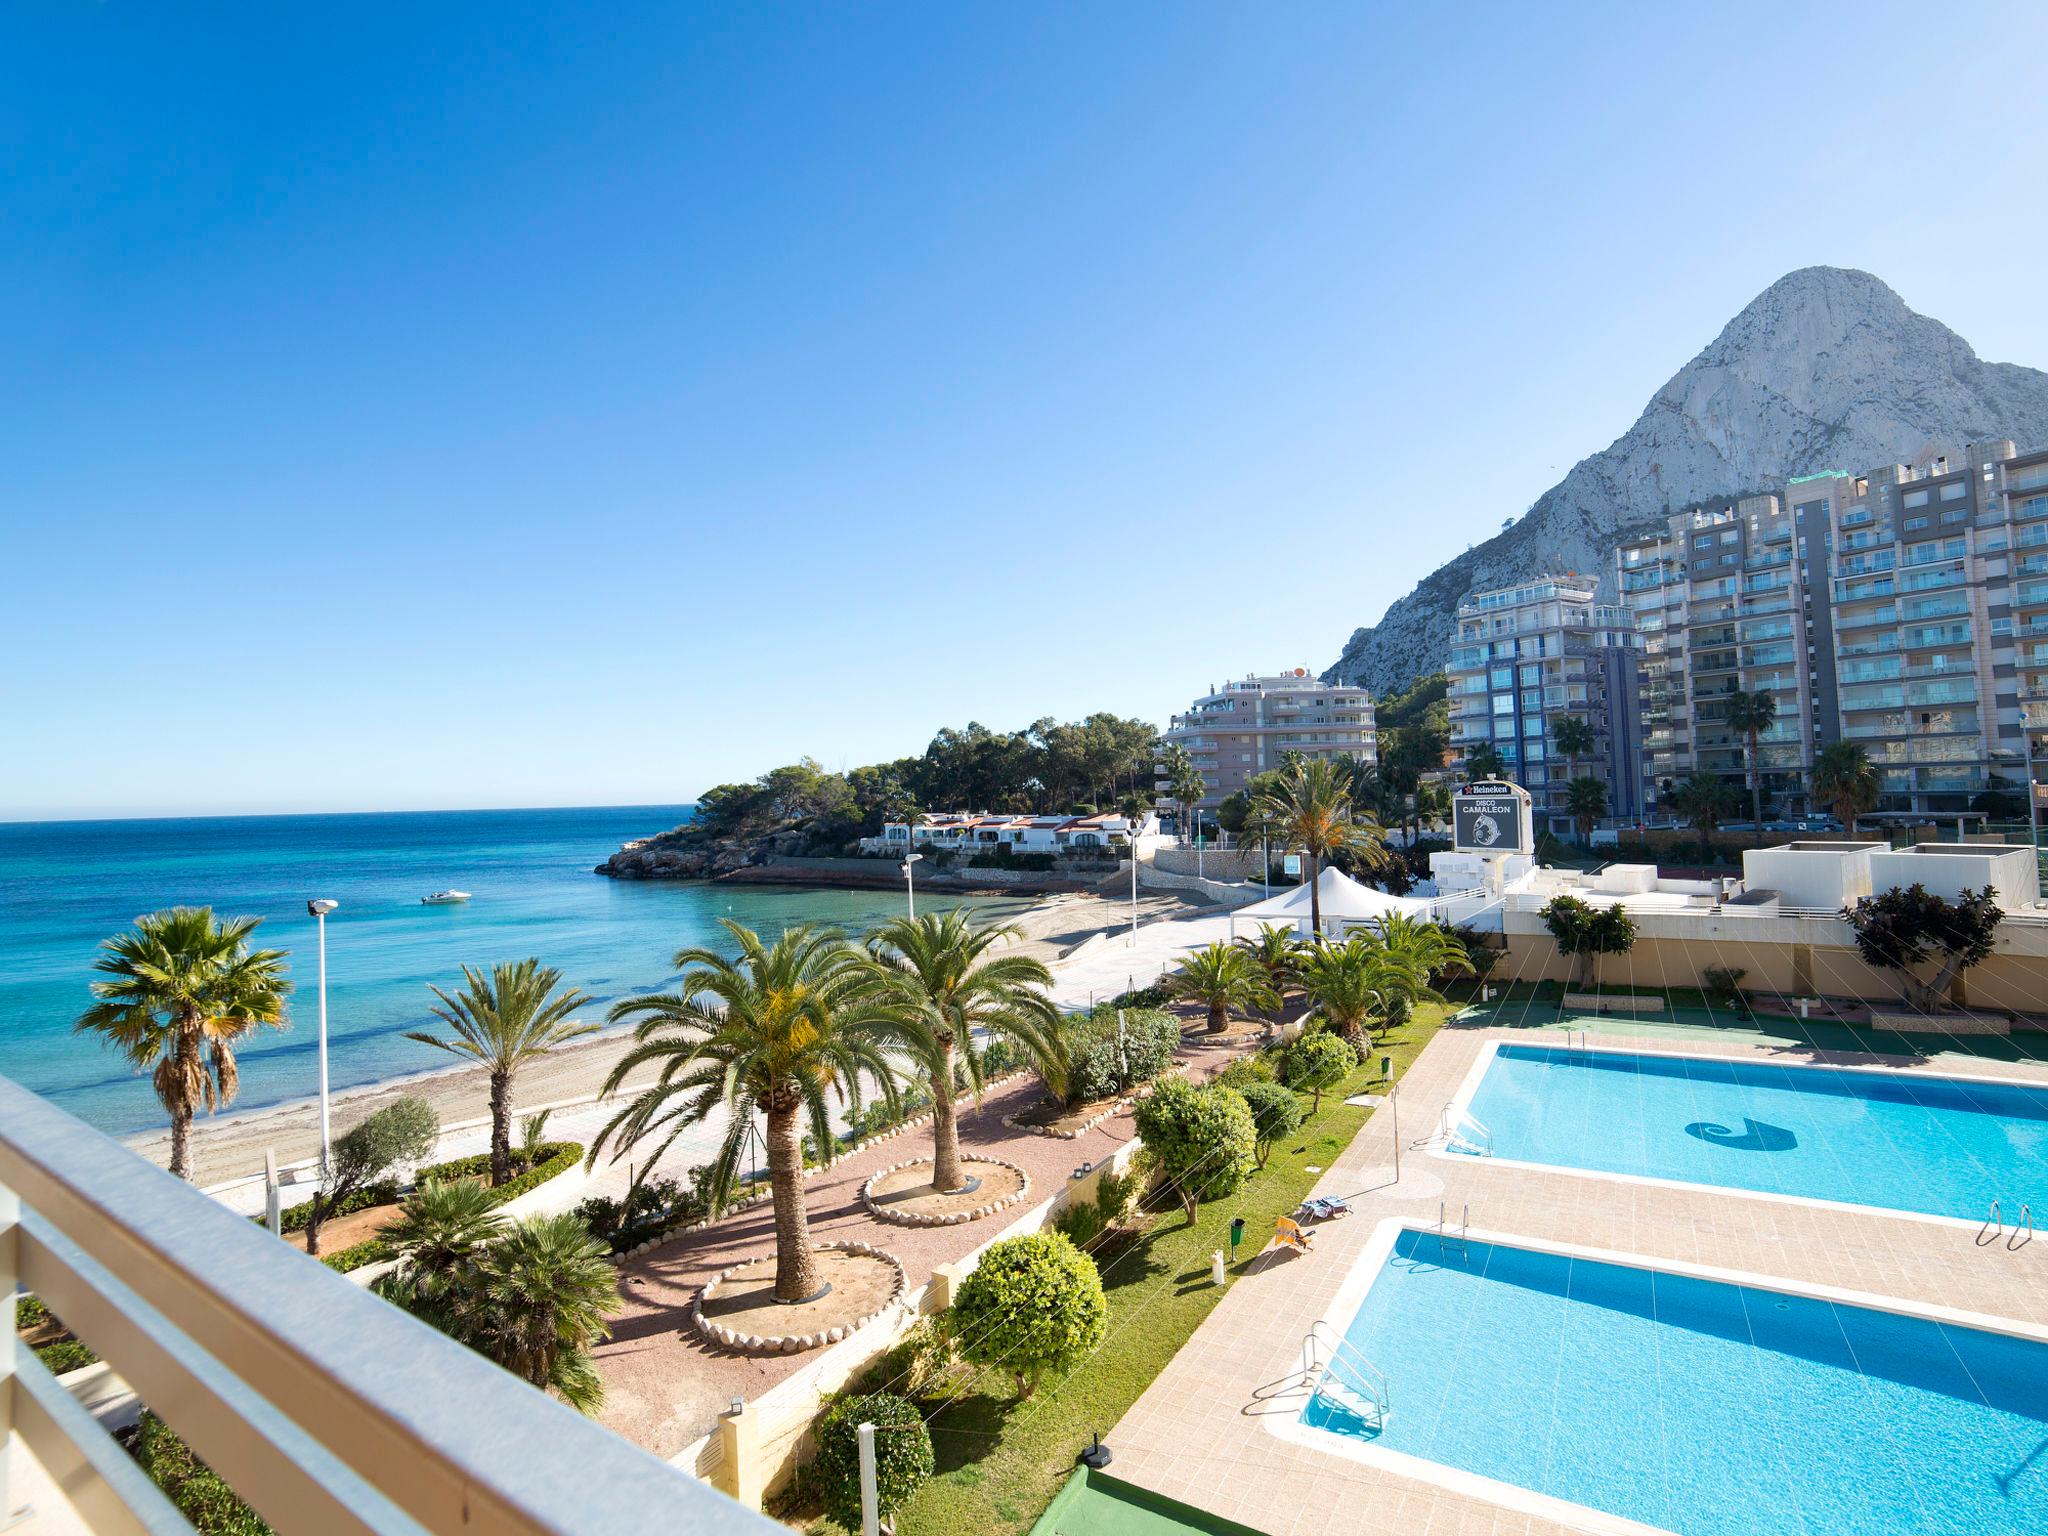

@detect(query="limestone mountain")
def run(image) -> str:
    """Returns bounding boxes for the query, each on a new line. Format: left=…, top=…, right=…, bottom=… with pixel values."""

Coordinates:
left=1324, top=267, right=2048, bottom=695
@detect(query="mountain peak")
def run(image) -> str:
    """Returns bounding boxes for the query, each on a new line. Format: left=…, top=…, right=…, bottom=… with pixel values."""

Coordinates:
left=1325, top=270, right=2048, bottom=695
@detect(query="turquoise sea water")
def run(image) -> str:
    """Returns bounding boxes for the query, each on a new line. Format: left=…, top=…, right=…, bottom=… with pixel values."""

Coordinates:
left=1307, top=1229, right=2048, bottom=1535
left=0, top=807, right=1015, bottom=1134
left=1457, top=1044, right=2048, bottom=1222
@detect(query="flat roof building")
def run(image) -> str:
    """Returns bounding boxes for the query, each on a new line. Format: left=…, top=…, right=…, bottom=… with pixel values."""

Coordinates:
left=1158, top=670, right=1376, bottom=810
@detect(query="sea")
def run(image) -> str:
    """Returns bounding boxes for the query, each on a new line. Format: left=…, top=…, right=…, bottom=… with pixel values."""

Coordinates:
left=0, top=806, right=1019, bottom=1135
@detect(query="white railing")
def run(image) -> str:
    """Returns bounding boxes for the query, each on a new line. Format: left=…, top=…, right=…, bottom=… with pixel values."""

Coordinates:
left=0, top=1073, right=776, bottom=1535
left=1302, top=1321, right=1389, bottom=1426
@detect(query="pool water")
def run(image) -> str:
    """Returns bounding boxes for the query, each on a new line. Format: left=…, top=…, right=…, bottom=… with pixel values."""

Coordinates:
left=1454, top=1045, right=2048, bottom=1222
left=1305, top=1229, right=2048, bottom=1536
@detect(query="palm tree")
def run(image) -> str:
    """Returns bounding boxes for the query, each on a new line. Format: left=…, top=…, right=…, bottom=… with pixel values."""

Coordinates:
left=407, top=959, right=596, bottom=1187
left=373, top=1179, right=509, bottom=1323
left=1722, top=689, right=1779, bottom=845
left=448, top=1213, right=619, bottom=1416
left=1252, top=758, right=1387, bottom=938
left=1812, top=741, right=1881, bottom=837
left=1553, top=715, right=1596, bottom=778
left=1233, top=923, right=1301, bottom=1035
left=591, top=922, right=896, bottom=1304
left=1673, top=770, right=1738, bottom=842
left=1372, top=913, right=1473, bottom=997
left=1565, top=776, right=1608, bottom=842
left=75, top=907, right=292, bottom=1181
left=1463, top=743, right=1507, bottom=781
left=1165, top=943, right=1277, bottom=1035
left=1157, top=742, right=1207, bottom=842
left=865, top=909, right=1062, bottom=1193
left=1295, top=936, right=1420, bottom=1052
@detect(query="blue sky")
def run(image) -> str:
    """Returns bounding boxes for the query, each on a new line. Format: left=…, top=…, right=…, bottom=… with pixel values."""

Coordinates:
left=6, top=2, right=2047, bottom=820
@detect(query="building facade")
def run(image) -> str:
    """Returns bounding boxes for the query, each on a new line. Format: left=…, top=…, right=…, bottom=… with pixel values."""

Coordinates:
left=1446, top=577, right=1643, bottom=834
left=1158, top=669, right=1376, bottom=809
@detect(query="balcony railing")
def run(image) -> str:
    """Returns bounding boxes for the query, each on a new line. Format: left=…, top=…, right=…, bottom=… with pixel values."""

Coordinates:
left=0, top=1074, right=774, bottom=1535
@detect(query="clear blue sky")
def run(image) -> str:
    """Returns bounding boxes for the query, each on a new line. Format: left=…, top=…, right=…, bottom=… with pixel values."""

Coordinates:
left=6, top=2, right=2047, bottom=820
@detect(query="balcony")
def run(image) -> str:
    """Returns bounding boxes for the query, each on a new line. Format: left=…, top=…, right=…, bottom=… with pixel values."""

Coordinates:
left=0, top=1074, right=771, bottom=1536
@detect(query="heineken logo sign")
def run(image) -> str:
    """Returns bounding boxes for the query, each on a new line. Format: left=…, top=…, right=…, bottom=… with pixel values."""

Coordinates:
left=1453, top=780, right=1533, bottom=856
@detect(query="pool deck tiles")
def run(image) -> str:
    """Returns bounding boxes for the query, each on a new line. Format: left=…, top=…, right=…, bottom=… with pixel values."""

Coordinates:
left=1106, top=1020, right=2048, bottom=1536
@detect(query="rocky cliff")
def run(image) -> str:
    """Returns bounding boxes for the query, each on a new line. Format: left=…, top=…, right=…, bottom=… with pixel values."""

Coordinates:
left=1325, top=267, right=2048, bottom=695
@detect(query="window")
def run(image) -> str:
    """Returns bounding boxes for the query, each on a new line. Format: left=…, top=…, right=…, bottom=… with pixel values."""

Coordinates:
left=1492, top=694, right=1515, bottom=715
left=1721, top=530, right=1739, bottom=545
left=1523, top=715, right=1544, bottom=737
left=1941, top=482, right=1968, bottom=501
left=1904, top=489, right=1930, bottom=508
left=1695, top=535, right=1715, bottom=551
left=1519, top=664, right=1541, bottom=685
left=1521, top=689, right=1542, bottom=711
left=1490, top=667, right=1513, bottom=689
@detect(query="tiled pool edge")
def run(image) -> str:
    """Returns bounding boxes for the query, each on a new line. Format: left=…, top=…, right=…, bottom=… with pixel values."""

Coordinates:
left=1430, top=1038, right=2045, bottom=1234
left=1266, top=1216, right=2048, bottom=1536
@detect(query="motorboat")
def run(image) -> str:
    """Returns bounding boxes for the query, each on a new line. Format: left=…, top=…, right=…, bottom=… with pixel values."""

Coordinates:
left=421, top=890, right=472, bottom=905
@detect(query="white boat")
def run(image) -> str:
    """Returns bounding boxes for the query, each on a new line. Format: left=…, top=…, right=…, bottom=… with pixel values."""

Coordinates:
left=421, top=890, right=472, bottom=905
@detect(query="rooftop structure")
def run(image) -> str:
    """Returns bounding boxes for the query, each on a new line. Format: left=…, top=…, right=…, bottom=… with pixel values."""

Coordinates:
left=864, top=809, right=1148, bottom=854
left=1158, top=670, right=1375, bottom=812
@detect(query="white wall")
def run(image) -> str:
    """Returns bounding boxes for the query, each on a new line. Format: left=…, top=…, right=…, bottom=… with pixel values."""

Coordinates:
left=1741, top=844, right=1882, bottom=910
left=1867, top=846, right=2041, bottom=910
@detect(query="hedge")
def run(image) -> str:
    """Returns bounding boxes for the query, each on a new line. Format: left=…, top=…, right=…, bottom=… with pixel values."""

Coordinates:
left=1066, top=1008, right=1181, bottom=1104
left=315, top=1142, right=583, bottom=1273
left=267, top=1179, right=400, bottom=1234
left=36, top=1338, right=100, bottom=1374
left=132, top=1412, right=272, bottom=1535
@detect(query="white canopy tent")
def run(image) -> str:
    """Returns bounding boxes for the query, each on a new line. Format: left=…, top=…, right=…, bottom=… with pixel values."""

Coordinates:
left=1227, top=865, right=1435, bottom=941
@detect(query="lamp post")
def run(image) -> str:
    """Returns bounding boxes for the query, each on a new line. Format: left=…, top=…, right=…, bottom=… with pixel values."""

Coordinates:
left=900, top=852, right=923, bottom=919
left=1128, top=825, right=1140, bottom=946
left=306, top=898, right=339, bottom=1179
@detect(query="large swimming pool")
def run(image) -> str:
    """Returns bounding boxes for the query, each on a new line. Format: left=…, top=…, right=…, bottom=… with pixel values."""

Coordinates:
left=1449, top=1044, right=2048, bottom=1223
left=1303, top=1228, right=2048, bottom=1536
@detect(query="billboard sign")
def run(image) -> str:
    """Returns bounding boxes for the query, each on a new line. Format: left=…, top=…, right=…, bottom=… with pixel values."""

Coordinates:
left=1282, top=852, right=1302, bottom=876
left=1452, top=780, right=1533, bottom=856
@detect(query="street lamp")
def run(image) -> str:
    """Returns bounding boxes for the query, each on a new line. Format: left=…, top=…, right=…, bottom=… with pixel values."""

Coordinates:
left=306, top=898, right=339, bottom=1179
left=899, top=853, right=923, bottom=919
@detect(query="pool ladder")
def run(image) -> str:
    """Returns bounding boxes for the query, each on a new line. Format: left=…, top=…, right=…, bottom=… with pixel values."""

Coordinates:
left=1303, top=1320, right=1390, bottom=1428
left=1435, top=1105, right=1494, bottom=1157
left=1980, top=1199, right=2033, bottom=1251
left=1438, top=1200, right=1471, bottom=1259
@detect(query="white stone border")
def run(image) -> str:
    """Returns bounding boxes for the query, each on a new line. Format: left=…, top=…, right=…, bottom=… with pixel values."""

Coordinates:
left=1003, top=1096, right=1130, bottom=1140
left=859, top=1155, right=1033, bottom=1227
left=690, top=1241, right=909, bottom=1355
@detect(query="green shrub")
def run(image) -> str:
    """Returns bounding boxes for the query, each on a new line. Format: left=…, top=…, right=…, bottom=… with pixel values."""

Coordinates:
left=1236, top=1080, right=1305, bottom=1169
left=950, top=1231, right=1108, bottom=1398
left=1701, top=965, right=1750, bottom=1018
left=1281, top=1031, right=1354, bottom=1111
left=1109, top=984, right=1171, bottom=1009
left=967, top=850, right=1056, bottom=871
left=265, top=1180, right=400, bottom=1234
left=850, top=1317, right=954, bottom=1399
left=1065, top=1008, right=1181, bottom=1103
left=1052, top=1196, right=1107, bottom=1248
left=14, top=1293, right=50, bottom=1329
left=132, top=1413, right=272, bottom=1535
left=36, top=1338, right=99, bottom=1374
left=814, top=1392, right=935, bottom=1528
left=320, top=1237, right=394, bottom=1273
left=1214, top=1055, right=1276, bottom=1090
left=1132, top=1076, right=1256, bottom=1222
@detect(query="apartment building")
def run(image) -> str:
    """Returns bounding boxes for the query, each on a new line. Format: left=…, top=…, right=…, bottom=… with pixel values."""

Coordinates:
left=1158, top=669, right=1376, bottom=809
left=1446, top=577, right=1643, bottom=833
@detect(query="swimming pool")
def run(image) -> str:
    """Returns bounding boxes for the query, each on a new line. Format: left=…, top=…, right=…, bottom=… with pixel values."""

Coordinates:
left=1299, top=1226, right=2048, bottom=1536
left=1445, top=1043, right=2048, bottom=1223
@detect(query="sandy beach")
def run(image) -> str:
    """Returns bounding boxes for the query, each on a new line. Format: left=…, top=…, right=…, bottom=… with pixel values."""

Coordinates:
left=128, top=888, right=1212, bottom=1189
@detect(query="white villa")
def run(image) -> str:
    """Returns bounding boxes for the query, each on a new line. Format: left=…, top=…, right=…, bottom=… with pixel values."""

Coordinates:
left=861, top=809, right=1156, bottom=856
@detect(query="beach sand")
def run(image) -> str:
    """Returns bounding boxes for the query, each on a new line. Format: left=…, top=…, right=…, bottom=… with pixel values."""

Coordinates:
left=127, top=888, right=1210, bottom=1188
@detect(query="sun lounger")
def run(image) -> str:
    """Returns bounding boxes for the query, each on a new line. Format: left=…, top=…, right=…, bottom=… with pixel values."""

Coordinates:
left=1296, top=1196, right=1351, bottom=1223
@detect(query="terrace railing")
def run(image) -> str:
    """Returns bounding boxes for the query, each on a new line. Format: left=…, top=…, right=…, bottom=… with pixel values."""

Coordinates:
left=0, top=1073, right=778, bottom=1536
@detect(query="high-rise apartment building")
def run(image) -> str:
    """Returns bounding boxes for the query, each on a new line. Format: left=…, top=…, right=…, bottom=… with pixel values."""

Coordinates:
left=1158, top=670, right=1376, bottom=809
left=1446, top=577, right=1642, bottom=833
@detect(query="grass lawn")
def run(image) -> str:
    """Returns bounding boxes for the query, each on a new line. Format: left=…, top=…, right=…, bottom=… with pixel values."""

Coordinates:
left=883, top=1003, right=1451, bottom=1536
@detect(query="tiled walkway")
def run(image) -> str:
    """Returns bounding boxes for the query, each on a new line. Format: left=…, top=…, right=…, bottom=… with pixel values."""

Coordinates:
left=1108, top=1020, right=2048, bottom=1536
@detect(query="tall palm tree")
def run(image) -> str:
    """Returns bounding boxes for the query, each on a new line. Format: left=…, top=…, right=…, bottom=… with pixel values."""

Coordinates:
left=1552, top=714, right=1596, bottom=778
left=1295, top=936, right=1417, bottom=1053
left=75, top=907, right=292, bottom=1181
left=407, top=959, right=596, bottom=1187
left=590, top=922, right=896, bottom=1304
left=1722, top=689, right=1779, bottom=846
left=1165, top=943, right=1277, bottom=1035
left=865, top=909, right=1062, bottom=1193
left=1233, top=923, right=1302, bottom=1034
left=1372, top=913, right=1473, bottom=996
left=1157, top=742, right=1207, bottom=842
left=1812, top=741, right=1881, bottom=837
left=1565, top=776, right=1608, bottom=842
left=448, top=1213, right=619, bottom=1416
left=1463, top=743, right=1507, bottom=782
left=1672, top=770, right=1738, bottom=842
left=1252, top=758, right=1387, bottom=938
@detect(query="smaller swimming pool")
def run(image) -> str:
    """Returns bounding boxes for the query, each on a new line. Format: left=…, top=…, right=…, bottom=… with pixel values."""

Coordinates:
left=1295, top=1225, right=2048, bottom=1536
left=1445, top=1043, right=2048, bottom=1223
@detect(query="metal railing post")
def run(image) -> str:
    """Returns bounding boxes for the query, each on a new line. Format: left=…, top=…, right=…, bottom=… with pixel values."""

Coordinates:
left=2, top=1177, right=19, bottom=1527
left=857, top=1422, right=879, bottom=1536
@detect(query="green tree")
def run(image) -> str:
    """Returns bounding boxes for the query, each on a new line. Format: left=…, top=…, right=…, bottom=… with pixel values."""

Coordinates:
left=1723, top=690, right=1780, bottom=845
left=1812, top=741, right=1881, bottom=837
left=1672, top=770, right=1738, bottom=841
left=1565, top=776, right=1608, bottom=842
left=1236, top=1080, right=1305, bottom=1169
left=865, top=909, right=1063, bottom=1193
left=1369, top=914, right=1470, bottom=1026
left=950, top=1231, right=1108, bottom=1398
left=591, top=922, right=896, bottom=1303
left=1252, top=758, right=1388, bottom=937
left=372, top=1179, right=508, bottom=1323
left=1165, top=942, right=1277, bottom=1034
left=75, top=906, right=292, bottom=1181
left=1282, top=1031, right=1354, bottom=1112
left=1233, top=923, right=1303, bottom=1034
left=1844, top=883, right=2002, bottom=1012
left=301, top=1096, right=439, bottom=1258
left=1157, top=742, right=1207, bottom=838
left=815, top=1394, right=934, bottom=1529
left=1552, top=715, right=1596, bottom=777
left=406, top=959, right=596, bottom=1188
left=1131, top=1075, right=1256, bottom=1222
left=1295, top=935, right=1428, bottom=1051
left=1463, top=742, right=1507, bottom=782
left=1541, top=895, right=1638, bottom=988
left=443, top=1213, right=620, bottom=1415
